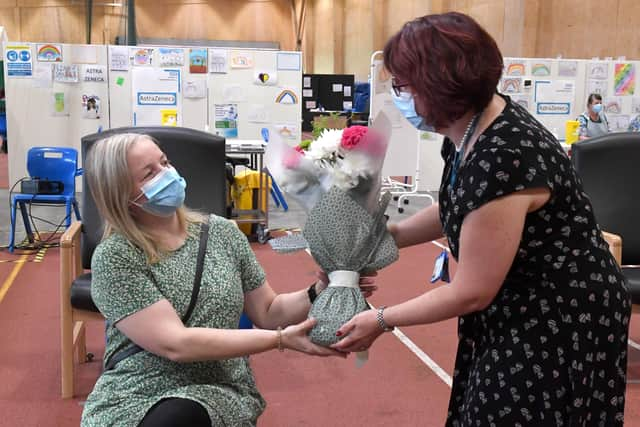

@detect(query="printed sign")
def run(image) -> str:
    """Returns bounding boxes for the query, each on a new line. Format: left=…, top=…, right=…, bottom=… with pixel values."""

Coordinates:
left=82, top=65, right=106, bottom=83
left=6, top=45, right=33, bottom=77
left=536, top=102, right=570, bottom=115
left=137, top=92, right=177, bottom=106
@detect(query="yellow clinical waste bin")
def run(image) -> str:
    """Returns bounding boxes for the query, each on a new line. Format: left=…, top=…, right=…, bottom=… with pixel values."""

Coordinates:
left=232, top=169, right=271, bottom=236
left=565, top=120, right=580, bottom=144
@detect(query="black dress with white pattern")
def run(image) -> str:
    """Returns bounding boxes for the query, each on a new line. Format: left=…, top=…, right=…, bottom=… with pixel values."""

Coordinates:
left=439, top=96, right=631, bottom=426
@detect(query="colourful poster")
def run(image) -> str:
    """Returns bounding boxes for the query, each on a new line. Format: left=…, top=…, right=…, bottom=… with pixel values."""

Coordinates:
left=52, top=92, right=68, bottom=116
left=275, top=89, right=298, bottom=104
left=214, top=104, right=239, bottom=138
left=604, top=97, right=622, bottom=114
left=82, top=94, right=101, bottom=119
left=36, top=44, right=62, bottom=62
left=130, top=48, right=154, bottom=66
left=189, top=49, right=207, bottom=73
left=614, top=63, right=635, bottom=96
left=500, top=77, right=522, bottom=93
left=505, top=61, right=526, bottom=76
left=531, top=61, right=552, bottom=77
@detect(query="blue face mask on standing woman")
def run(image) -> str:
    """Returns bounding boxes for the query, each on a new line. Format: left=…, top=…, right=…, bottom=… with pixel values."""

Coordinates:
left=390, top=90, right=436, bottom=132
left=131, top=166, right=187, bottom=217
left=592, top=103, right=603, bottom=114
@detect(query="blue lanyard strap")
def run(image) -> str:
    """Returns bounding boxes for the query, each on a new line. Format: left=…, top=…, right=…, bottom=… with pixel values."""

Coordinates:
left=449, top=113, right=481, bottom=189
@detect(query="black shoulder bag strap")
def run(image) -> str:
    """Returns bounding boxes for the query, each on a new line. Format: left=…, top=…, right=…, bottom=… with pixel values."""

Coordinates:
left=104, top=220, right=210, bottom=371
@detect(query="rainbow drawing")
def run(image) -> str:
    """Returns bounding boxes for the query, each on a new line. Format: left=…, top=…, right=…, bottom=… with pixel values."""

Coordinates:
left=614, top=63, right=635, bottom=96
left=275, top=89, right=298, bottom=104
left=531, top=63, right=551, bottom=76
left=506, top=63, right=525, bottom=76
left=37, top=44, right=62, bottom=62
left=605, top=98, right=622, bottom=114
left=500, top=77, right=521, bottom=93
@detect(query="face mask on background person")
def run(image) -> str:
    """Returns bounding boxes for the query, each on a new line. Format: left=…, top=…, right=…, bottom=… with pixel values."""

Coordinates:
left=131, top=166, right=187, bottom=217
left=390, top=90, right=436, bottom=132
left=592, top=103, right=603, bottom=114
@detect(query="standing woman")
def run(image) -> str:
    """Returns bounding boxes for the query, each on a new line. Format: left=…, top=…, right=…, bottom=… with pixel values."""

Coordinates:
left=578, top=93, right=611, bottom=140
left=333, top=12, right=630, bottom=426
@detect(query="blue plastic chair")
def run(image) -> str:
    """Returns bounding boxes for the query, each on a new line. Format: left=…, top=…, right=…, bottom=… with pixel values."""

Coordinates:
left=9, top=147, right=83, bottom=252
left=0, top=113, right=7, bottom=140
left=260, top=128, right=289, bottom=211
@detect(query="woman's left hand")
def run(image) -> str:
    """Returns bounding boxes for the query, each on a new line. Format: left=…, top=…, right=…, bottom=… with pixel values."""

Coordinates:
left=316, top=271, right=378, bottom=298
left=330, top=309, right=384, bottom=353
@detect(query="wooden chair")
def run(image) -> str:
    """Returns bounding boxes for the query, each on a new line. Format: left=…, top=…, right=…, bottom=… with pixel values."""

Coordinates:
left=60, top=127, right=227, bottom=398
left=571, top=133, right=640, bottom=314
left=60, top=222, right=104, bottom=398
left=601, top=231, right=639, bottom=313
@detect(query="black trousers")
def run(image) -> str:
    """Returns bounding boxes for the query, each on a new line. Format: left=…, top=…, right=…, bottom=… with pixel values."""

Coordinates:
left=138, top=397, right=211, bottom=427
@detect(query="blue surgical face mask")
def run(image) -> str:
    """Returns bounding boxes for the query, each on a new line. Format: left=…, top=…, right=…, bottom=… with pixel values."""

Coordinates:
left=390, top=90, right=436, bottom=132
left=131, top=166, right=187, bottom=217
left=592, top=103, right=603, bottom=114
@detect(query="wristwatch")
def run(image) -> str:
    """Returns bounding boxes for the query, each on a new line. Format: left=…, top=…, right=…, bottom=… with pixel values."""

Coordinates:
left=376, top=306, right=394, bottom=332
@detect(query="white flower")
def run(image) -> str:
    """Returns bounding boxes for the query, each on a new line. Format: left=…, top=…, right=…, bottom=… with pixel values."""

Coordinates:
left=306, top=129, right=343, bottom=163
left=333, top=150, right=371, bottom=190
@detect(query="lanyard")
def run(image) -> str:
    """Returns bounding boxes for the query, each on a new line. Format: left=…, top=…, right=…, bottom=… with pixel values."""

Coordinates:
left=449, top=113, right=481, bottom=188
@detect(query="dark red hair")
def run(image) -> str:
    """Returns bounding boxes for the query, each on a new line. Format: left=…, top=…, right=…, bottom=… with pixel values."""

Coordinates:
left=384, top=12, right=503, bottom=128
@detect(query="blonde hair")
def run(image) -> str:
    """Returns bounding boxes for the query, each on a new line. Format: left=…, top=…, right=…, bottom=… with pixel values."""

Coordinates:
left=85, top=133, right=205, bottom=263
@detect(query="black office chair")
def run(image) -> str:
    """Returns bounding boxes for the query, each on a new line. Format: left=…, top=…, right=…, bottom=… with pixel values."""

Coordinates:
left=571, top=132, right=640, bottom=312
left=60, top=126, right=227, bottom=398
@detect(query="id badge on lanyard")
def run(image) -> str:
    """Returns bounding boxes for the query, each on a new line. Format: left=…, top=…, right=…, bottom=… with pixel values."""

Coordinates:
left=430, top=250, right=450, bottom=283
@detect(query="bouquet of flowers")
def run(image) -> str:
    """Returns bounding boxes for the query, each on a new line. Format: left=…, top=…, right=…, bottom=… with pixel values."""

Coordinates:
left=265, top=112, right=399, bottom=353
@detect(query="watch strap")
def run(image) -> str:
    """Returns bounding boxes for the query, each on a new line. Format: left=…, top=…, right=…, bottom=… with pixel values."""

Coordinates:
left=376, top=306, right=394, bottom=332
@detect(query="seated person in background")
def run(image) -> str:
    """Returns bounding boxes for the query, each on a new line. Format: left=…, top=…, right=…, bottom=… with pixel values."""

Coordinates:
left=627, top=114, right=640, bottom=132
left=80, top=133, right=376, bottom=427
left=578, top=93, right=610, bottom=140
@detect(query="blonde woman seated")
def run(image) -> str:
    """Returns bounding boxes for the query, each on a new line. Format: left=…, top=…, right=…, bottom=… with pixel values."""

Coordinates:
left=80, top=133, right=375, bottom=427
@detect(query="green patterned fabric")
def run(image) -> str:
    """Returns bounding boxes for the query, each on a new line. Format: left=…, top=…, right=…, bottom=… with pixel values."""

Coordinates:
left=81, top=215, right=266, bottom=427
left=303, top=188, right=399, bottom=345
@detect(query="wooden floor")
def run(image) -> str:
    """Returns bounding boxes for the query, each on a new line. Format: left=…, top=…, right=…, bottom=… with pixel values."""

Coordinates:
left=0, top=237, right=638, bottom=426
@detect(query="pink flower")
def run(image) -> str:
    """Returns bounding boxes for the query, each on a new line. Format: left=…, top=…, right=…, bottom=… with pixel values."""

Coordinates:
left=283, top=149, right=302, bottom=169
left=295, top=145, right=305, bottom=154
left=340, top=126, right=368, bottom=150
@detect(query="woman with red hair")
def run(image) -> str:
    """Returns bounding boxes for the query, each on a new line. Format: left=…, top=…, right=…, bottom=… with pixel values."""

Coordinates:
left=333, top=12, right=630, bottom=426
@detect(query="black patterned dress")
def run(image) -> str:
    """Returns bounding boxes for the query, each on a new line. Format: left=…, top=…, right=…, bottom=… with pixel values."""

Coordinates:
left=439, top=96, right=631, bottom=426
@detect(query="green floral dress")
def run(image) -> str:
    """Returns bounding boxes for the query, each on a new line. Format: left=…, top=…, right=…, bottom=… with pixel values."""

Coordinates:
left=81, top=215, right=266, bottom=427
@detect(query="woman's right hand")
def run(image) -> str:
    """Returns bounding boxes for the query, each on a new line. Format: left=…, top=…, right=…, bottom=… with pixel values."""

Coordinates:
left=280, top=318, right=347, bottom=358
